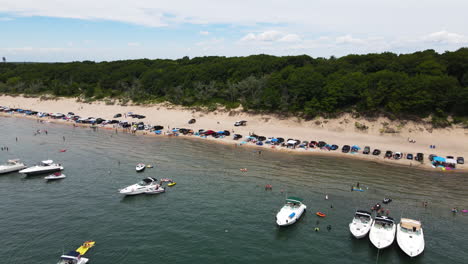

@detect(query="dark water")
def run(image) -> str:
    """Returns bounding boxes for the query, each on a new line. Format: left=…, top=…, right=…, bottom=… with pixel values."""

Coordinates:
left=1, top=117, right=467, bottom=264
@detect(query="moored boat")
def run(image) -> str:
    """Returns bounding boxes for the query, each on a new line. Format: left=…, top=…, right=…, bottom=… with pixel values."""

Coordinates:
left=19, top=160, right=63, bottom=175
left=369, top=215, right=396, bottom=249
left=56, top=241, right=95, bottom=264
left=275, top=197, right=307, bottom=226
left=136, top=163, right=146, bottom=172
left=44, top=172, right=66, bottom=180
left=397, top=218, right=425, bottom=257
left=349, top=210, right=373, bottom=239
left=119, top=177, right=158, bottom=195
left=0, top=159, right=27, bottom=174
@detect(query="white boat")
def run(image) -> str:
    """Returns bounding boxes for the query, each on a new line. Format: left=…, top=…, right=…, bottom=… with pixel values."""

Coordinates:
left=276, top=197, right=307, bottom=226
left=369, top=215, right=396, bottom=249
left=19, top=160, right=63, bottom=175
left=136, top=163, right=146, bottom=172
left=145, top=185, right=165, bottom=194
left=56, top=251, right=89, bottom=264
left=44, top=172, right=66, bottom=180
left=0, top=159, right=27, bottom=174
left=349, top=210, right=374, bottom=239
left=119, top=177, right=158, bottom=195
left=397, top=218, right=425, bottom=257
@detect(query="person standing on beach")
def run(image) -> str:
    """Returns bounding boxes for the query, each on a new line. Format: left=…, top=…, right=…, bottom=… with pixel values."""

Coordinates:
left=16, top=137, right=18, bottom=142
left=63, top=136, right=66, bottom=141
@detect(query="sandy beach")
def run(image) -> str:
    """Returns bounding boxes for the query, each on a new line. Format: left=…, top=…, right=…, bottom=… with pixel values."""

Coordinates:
left=1, top=95, right=467, bottom=172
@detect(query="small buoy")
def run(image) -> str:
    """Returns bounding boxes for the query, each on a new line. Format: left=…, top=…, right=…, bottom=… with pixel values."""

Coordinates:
left=59, top=149, right=66, bottom=152
left=316, top=212, right=326, bottom=217
left=314, top=227, right=320, bottom=232
left=325, top=194, right=328, bottom=200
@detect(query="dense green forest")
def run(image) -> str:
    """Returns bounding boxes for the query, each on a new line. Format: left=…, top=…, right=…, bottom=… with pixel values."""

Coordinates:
left=1, top=49, right=467, bottom=124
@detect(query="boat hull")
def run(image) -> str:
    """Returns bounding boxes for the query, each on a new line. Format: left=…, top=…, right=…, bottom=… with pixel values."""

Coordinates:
left=396, top=224, right=425, bottom=257
left=0, top=164, right=27, bottom=174
left=20, top=167, right=63, bottom=175
left=276, top=204, right=307, bottom=226
left=349, top=218, right=373, bottom=239
left=369, top=223, right=396, bottom=249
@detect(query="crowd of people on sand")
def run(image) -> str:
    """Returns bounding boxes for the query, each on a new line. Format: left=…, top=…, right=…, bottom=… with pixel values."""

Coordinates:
left=0, top=106, right=464, bottom=171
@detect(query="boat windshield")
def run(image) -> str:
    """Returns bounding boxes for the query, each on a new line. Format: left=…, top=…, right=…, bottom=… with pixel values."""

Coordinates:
left=354, top=214, right=371, bottom=223
left=138, top=181, right=150, bottom=186
left=375, top=219, right=394, bottom=228
left=400, top=225, right=422, bottom=234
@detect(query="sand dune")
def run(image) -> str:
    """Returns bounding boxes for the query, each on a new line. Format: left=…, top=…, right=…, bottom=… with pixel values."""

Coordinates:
left=1, top=95, right=467, bottom=172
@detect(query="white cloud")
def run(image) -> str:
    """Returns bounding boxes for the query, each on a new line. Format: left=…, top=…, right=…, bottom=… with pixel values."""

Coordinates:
left=199, top=31, right=209, bottom=35
left=127, top=42, right=141, bottom=47
left=241, top=31, right=301, bottom=43
left=335, top=35, right=365, bottom=45
left=279, top=34, right=301, bottom=42
left=422, top=30, right=468, bottom=44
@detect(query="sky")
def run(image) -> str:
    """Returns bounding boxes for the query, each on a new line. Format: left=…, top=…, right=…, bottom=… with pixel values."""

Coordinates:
left=0, top=0, right=467, bottom=62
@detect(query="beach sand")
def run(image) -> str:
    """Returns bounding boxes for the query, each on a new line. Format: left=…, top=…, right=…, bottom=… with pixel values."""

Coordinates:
left=1, top=95, right=467, bottom=172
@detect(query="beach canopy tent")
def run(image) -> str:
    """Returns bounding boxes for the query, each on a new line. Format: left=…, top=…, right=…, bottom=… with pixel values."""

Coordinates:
left=172, top=129, right=179, bottom=132
left=287, top=140, right=296, bottom=144
left=446, top=158, right=457, bottom=164
left=155, top=130, right=162, bottom=135
left=217, top=131, right=225, bottom=134
left=271, top=138, right=279, bottom=142
left=433, top=156, right=446, bottom=162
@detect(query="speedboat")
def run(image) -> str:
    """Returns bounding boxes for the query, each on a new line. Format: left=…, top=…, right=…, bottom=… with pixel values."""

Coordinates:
left=145, top=185, right=165, bottom=194
left=397, top=218, right=425, bottom=257
left=275, top=197, right=307, bottom=226
left=136, top=163, right=146, bottom=172
left=57, top=241, right=95, bottom=264
left=19, top=160, right=63, bottom=175
left=44, top=172, right=66, bottom=180
left=369, top=215, right=396, bottom=249
left=349, top=210, right=374, bottom=239
left=0, top=159, right=27, bottom=174
left=119, top=177, right=158, bottom=195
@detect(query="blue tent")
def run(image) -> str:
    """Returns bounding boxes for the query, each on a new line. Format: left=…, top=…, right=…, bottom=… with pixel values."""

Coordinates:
left=352, top=145, right=361, bottom=149
left=271, top=138, right=279, bottom=142
left=433, top=156, right=446, bottom=162
left=172, top=129, right=179, bottom=132
left=155, top=130, right=162, bottom=135
left=217, top=131, right=224, bottom=134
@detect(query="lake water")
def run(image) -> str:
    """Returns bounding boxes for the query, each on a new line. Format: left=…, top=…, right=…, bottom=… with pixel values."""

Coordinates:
left=1, top=117, right=467, bottom=264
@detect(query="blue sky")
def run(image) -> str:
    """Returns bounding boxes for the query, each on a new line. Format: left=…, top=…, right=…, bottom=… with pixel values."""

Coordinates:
left=1, top=0, right=467, bottom=62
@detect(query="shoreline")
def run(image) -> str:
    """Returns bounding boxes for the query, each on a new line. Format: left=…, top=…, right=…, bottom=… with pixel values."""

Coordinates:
left=1, top=95, right=467, bottom=173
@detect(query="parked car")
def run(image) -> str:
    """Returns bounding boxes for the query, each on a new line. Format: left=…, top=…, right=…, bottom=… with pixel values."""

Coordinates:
left=363, top=146, right=370, bottom=154
left=415, top=153, right=424, bottom=161
left=188, top=119, right=196, bottom=124
left=114, top=113, right=122, bottom=118
left=393, top=152, right=402, bottom=159
left=372, top=149, right=381, bottom=156
left=318, top=141, right=327, bottom=148
left=234, top=120, right=247, bottom=126
left=407, top=153, right=413, bottom=160
left=330, top=144, right=339, bottom=150
left=457, top=157, right=464, bottom=164
left=385, top=151, right=393, bottom=158
left=342, top=145, right=350, bottom=153
left=233, top=134, right=243, bottom=140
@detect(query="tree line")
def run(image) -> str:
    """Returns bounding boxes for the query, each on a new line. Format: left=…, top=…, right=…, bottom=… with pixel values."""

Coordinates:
left=1, top=48, right=467, bottom=125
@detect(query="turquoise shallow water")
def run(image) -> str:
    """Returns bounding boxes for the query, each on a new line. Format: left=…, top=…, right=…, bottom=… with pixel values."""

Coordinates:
left=0, top=117, right=467, bottom=264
